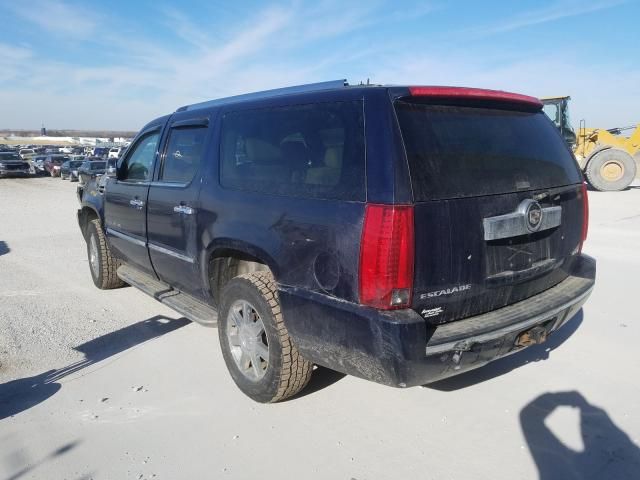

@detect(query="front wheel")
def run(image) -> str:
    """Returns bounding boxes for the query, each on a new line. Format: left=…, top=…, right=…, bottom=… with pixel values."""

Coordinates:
left=86, top=219, right=125, bottom=289
left=585, top=149, right=637, bottom=191
left=218, top=272, right=313, bottom=403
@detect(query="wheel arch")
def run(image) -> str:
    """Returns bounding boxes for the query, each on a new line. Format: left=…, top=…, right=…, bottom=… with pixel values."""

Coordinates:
left=78, top=205, right=101, bottom=240
left=200, top=239, right=279, bottom=307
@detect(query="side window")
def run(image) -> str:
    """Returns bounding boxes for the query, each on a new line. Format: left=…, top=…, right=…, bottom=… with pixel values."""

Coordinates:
left=119, top=131, right=160, bottom=181
left=160, top=126, right=206, bottom=183
left=220, top=101, right=365, bottom=201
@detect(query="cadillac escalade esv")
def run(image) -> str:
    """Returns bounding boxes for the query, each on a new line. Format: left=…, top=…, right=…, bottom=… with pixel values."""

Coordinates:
left=77, top=80, right=595, bottom=403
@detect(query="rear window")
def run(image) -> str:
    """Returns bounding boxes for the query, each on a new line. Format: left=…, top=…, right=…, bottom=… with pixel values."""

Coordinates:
left=395, top=102, right=582, bottom=201
left=220, top=101, right=365, bottom=201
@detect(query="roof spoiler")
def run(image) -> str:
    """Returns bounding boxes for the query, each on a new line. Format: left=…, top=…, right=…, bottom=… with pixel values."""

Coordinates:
left=407, top=86, right=543, bottom=109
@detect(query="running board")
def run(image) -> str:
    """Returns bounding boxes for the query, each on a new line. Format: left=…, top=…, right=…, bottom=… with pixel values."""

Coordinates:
left=117, top=265, right=218, bottom=327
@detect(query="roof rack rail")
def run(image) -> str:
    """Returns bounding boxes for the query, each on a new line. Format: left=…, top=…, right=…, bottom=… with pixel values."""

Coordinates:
left=177, top=79, right=349, bottom=112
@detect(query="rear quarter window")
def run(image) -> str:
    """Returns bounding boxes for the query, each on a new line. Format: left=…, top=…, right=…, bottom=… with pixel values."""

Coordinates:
left=220, top=101, right=365, bottom=201
left=395, top=102, right=582, bottom=201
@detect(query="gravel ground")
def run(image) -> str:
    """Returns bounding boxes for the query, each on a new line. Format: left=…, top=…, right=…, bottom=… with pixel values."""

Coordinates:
left=0, top=177, right=181, bottom=379
left=1, top=176, right=639, bottom=480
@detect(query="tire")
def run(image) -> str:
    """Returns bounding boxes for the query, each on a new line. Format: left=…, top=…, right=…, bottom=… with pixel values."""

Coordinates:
left=634, top=152, right=640, bottom=180
left=86, top=218, right=125, bottom=289
left=585, top=149, right=637, bottom=191
left=218, top=271, right=313, bottom=403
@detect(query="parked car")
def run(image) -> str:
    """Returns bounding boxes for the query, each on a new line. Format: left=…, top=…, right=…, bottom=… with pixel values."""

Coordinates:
left=0, top=151, right=31, bottom=177
left=77, top=160, right=107, bottom=185
left=61, top=160, right=85, bottom=180
left=108, top=147, right=126, bottom=158
left=91, top=147, right=110, bottom=158
left=31, top=155, right=48, bottom=175
left=77, top=80, right=595, bottom=403
left=18, top=148, right=35, bottom=160
left=43, top=155, right=70, bottom=177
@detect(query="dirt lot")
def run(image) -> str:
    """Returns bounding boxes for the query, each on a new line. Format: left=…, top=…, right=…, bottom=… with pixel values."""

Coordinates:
left=1, top=176, right=639, bottom=480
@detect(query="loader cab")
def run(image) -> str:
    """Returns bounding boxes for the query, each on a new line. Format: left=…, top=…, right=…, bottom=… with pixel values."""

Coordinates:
left=542, top=96, right=577, bottom=148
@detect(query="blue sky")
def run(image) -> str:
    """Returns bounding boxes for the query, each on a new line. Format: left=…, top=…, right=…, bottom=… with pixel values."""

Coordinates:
left=0, top=0, right=638, bottom=130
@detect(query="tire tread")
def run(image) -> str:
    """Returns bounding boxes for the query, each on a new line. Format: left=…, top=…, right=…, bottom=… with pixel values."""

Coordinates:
left=89, top=218, right=125, bottom=289
left=236, top=271, right=313, bottom=402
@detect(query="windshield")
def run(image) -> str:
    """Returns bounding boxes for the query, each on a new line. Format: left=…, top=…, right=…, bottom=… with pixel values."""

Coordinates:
left=0, top=153, right=20, bottom=160
left=395, top=101, right=582, bottom=200
left=91, top=162, right=106, bottom=170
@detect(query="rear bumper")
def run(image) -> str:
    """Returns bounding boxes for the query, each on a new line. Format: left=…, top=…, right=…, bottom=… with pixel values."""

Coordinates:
left=279, top=254, right=596, bottom=387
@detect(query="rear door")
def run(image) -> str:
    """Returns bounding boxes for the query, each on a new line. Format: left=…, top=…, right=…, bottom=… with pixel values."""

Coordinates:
left=146, top=115, right=210, bottom=298
left=394, top=99, right=585, bottom=324
left=104, top=127, right=162, bottom=275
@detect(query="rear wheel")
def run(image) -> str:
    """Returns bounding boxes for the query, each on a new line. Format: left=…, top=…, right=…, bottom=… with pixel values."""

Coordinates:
left=218, top=271, right=313, bottom=402
left=634, top=152, right=640, bottom=180
left=585, top=149, right=636, bottom=191
left=86, top=219, right=125, bottom=289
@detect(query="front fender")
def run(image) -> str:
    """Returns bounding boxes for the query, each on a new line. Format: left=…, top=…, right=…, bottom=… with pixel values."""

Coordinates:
left=76, top=178, right=106, bottom=238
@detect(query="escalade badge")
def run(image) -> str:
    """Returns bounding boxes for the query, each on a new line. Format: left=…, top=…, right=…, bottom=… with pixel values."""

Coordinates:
left=525, top=200, right=543, bottom=232
left=420, top=284, right=472, bottom=300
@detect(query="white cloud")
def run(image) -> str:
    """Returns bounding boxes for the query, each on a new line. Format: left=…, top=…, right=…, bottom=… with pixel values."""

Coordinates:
left=0, top=43, right=32, bottom=60
left=7, top=0, right=98, bottom=38
left=469, top=0, right=628, bottom=36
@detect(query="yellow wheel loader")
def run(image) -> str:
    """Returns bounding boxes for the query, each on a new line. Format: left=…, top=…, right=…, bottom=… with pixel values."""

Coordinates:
left=542, top=96, right=639, bottom=191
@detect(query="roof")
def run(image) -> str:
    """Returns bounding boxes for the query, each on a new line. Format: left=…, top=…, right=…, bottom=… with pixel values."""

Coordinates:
left=176, top=79, right=349, bottom=112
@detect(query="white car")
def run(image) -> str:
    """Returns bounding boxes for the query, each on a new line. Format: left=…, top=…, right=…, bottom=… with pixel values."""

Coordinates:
left=108, top=147, right=125, bottom=158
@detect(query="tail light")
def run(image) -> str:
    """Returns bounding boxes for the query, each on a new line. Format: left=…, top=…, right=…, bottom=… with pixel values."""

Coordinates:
left=579, top=182, right=589, bottom=252
left=359, top=204, right=414, bottom=309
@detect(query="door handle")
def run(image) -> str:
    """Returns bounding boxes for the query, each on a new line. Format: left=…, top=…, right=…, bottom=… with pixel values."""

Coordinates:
left=173, top=205, right=194, bottom=215
left=129, top=199, right=144, bottom=208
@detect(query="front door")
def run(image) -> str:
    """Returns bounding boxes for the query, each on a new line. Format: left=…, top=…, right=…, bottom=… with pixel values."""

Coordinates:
left=105, top=128, right=162, bottom=275
left=146, top=115, right=210, bottom=298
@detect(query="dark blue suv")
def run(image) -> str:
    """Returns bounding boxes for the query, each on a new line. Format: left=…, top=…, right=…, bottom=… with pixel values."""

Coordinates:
left=77, top=80, right=595, bottom=402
